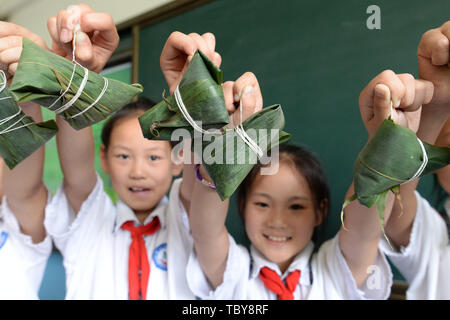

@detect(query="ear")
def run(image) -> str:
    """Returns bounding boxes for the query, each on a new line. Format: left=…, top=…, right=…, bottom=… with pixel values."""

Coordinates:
left=171, top=161, right=183, bottom=177
left=170, top=143, right=184, bottom=177
left=314, top=198, right=329, bottom=227
left=99, top=144, right=110, bottom=174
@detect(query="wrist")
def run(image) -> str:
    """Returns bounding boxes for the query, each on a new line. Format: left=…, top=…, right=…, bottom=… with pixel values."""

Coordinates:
left=195, top=164, right=216, bottom=190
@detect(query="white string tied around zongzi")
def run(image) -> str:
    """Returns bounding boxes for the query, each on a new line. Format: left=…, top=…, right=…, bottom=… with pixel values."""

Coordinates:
left=389, top=100, right=429, bottom=183
left=173, top=84, right=264, bottom=158
left=0, top=70, right=35, bottom=134
left=48, top=23, right=109, bottom=118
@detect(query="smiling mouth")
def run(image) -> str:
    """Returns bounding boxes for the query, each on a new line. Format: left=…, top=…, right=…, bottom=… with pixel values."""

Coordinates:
left=263, top=234, right=292, bottom=242
left=128, top=187, right=150, bottom=193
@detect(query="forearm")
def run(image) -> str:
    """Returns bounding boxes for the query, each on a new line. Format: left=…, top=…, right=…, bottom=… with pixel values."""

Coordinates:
left=339, top=182, right=394, bottom=287
left=417, top=103, right=449, bottom=144
left=3, top=102, right=45, bottom=199
left=189, top=164, right=230, bottom=289
left=179, top=146, right=195, bottom=215
left=55, top=116, right=96, bottom=212
left=2, top=101, right=47, bottom=243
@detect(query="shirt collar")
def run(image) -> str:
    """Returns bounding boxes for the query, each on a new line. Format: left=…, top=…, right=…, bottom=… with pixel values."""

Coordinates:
left=249, top=242, right=314, bottom=286
left=113, top=196, right=169, bottom=233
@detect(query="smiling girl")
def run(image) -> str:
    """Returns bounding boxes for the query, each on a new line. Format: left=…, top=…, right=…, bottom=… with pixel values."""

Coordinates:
left=186, top=67, right=435, bottom=299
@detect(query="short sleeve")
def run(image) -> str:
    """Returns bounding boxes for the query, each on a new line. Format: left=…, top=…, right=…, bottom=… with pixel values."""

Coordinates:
left=380, top=191, right=449, bottom=299
left=0, top=190, right=53, bottom=299
left=186, top=234, right=250, bottom=299
left=1, top=191, right=53, bottom=259
left=44, top=174, right=115, bottom=260
left=314, top=234, right=393, bottom=300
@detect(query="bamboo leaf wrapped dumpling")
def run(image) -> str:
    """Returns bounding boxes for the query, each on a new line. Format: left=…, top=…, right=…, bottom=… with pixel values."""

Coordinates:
left=139, top=50, right=230, bottom=140
left=9, top=38, right=143, bottom=130
left=201, top=104, right=291, bottom=200
left=341, top=117, right=450, bottom=234
left=139, top=50, right=290, bottom=200
left=0, top=72, right=58, bottom=169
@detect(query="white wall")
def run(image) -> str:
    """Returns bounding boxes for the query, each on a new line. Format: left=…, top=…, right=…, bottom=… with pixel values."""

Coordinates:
left=3, top=0, right=174, bottom=46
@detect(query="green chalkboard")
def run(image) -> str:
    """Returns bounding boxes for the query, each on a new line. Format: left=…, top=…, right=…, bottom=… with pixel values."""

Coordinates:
left=138, top=0, right=449, bottom=281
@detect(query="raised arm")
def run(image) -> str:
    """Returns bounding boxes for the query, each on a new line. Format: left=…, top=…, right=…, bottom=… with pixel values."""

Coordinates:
left=339, top=70, right=434, bottom=287
left=386, top=21, right=450, bottom=248
left=189, top=72, right=263, bottom=288
left=2, top=102, right=47, bottom=243
left=46, top=4, right=119, bottom=213
left=159, top=31, right=222, bottom=212
left=0, top=23, right=50, bottom=243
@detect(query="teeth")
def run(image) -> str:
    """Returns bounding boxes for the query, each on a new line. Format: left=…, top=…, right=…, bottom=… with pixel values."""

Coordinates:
left=130, top=187, right=145, bottom=191
left=267, top=235, right=289, bottom=242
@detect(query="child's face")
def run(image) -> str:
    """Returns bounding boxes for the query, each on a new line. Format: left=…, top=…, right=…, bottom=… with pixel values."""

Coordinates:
left=244, top=162, right=322, bottom=273
left=100, top=116, right=182, bottom=218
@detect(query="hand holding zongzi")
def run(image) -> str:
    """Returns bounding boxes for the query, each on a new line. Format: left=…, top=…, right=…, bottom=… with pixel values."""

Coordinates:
left=340, top=69, right=450, bottom=249
left=47, top=3, right=119, bottom=73
left=0, top=21, right=48, bottom=78
left=359, top=70, right=434, bottom=139
left=418, top=21, right=450, bottom=108
left=161, top=31, right=222, bottom=94
left=416, top=20, right=450, bottom=145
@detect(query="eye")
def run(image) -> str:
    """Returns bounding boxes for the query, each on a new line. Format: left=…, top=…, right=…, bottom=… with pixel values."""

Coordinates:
left=290, top=204, right=305, bottom=210
left=117, top=154, right=129, bottom=160
left=254, top=201, right=269, bottom=208
left=149, top=155, right=161, bottom=161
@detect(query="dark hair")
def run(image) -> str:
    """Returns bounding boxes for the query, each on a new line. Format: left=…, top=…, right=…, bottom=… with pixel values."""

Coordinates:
left=237, top=143, right=330, bottom=246
left=101, top=97, right=159, bottom=150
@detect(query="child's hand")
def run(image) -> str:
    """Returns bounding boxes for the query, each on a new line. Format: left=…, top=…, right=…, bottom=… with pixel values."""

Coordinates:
left=0, top=21, right=47, bottom=79
left=47, top=3, right=119, bottom=73
left=160, top=31, right=222, bottom=94
left=222, top=72, right=263, bottom=128
left=418, top=21, right=450, bottom=110
left=359, top=70, right=434, bottom=139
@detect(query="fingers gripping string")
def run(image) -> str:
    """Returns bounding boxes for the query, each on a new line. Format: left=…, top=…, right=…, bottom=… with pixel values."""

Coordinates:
left=234, top=98, right=263, bottom=158
left=0, top=70, right=34, bottom=134
left=48, top=22, right=109, bottom=118
left=173, top=85, right=263, bottom=158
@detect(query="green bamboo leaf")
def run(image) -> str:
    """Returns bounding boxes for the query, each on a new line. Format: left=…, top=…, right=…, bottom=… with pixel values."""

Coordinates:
left=138, top=50, right=290, bottom=200
left=343, top=118, right=450, bottom=230
left=9, top=38, right=143, bottom=130
left=139, top=50, right=229, bottom=140
left=201, top=104, right=290, bottom=200
left=0, top=85, right=58, bottom=169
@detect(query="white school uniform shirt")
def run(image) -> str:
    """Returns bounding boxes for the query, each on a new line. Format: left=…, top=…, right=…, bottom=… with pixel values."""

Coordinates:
left=44, top=175, right=195, bottom=300
left=0, top=195, right=53, bottom=299
left=380, top=191, right=450, bottom=299
left=187, top=232, right=392, bottom=300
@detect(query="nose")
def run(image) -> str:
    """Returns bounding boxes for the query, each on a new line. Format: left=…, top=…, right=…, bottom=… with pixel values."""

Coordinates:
left=129, top=158, right=146, bottom=180
left=266, top=209, right=287, bottom=229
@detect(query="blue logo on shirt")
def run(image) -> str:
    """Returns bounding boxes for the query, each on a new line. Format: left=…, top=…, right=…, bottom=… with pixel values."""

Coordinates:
left=152, top=243, right=167, bottom=271
left=0, top=231, right=8, bottom=250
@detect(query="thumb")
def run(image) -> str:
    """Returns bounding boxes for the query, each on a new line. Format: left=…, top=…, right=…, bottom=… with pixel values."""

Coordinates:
left=74, top=31, right=94, bottom=68
left=373, top=83, right=392, bottom=125
left=232, top=86, right=256, bottom=125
